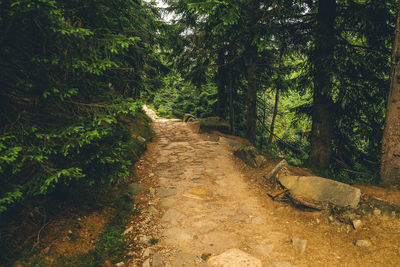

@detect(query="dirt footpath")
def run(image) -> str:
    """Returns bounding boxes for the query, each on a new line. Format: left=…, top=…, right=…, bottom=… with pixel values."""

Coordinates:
left=129, top=115, right=400, bottom=267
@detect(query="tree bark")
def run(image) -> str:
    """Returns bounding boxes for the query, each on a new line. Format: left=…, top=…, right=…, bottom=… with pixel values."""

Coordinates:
left=216, top=49, right=227, bottom=118
left=268, top=87, right=280, bottom=146
left=308, top=0, right=336, bottom=169
left=381, top=7, right=400, bottom=187
left=246, top=49, right=257, bottom=143
left=228, top=68, right=235, bottom=135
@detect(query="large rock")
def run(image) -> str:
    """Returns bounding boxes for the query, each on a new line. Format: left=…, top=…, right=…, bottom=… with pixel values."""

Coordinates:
left=234, top=146, right=266, bottom=168
left=207, top=248, right=262, bottom=267
left=199, top=117, right=231, bottom=134
left=278, top=176, right=361, bottom=208
left=126, top=183, right=146, bottom=196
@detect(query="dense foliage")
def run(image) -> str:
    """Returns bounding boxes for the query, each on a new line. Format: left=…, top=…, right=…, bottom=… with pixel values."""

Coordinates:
left=0, top=0, right=164, bottom=214
left=154, top=0, right=398, bottom=184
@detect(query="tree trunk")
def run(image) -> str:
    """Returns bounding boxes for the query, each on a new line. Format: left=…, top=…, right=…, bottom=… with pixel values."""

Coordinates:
left=381, top=7, right=400, bottom=187
left=229, top=68, right=235, bottom=135
left=308, top=0, right=336, bottom=169
left=268, top=87, right=279, bottom=146
left=246, top=50, right=257, bottom=143
left=216, top=49, right=227, bottom=118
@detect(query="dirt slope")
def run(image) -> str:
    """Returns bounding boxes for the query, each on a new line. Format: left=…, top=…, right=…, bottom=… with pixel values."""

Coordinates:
left=128, top=113, right=400, bottom=267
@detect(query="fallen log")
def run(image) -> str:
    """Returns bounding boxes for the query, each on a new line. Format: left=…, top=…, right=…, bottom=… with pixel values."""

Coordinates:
left=286, top=191, right=325, bottom=210
left=265, top=159, right=288, bottom=181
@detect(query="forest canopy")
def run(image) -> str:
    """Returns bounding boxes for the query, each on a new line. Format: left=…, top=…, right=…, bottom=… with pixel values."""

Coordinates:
left=1, top=0, right=400, bottom=216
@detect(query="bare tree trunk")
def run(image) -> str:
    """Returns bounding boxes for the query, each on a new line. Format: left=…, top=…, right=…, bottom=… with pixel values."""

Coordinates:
left=216, top=49, right=227, bottom=118
left=268, top=87, right=280, bottom=146
left=246, top=51, right=257, bottom=143
left=229, top=68, right=235, bottom=135
left=381, top=7, right=400, bottom=187
left=308, top=0, right=336, bottom=169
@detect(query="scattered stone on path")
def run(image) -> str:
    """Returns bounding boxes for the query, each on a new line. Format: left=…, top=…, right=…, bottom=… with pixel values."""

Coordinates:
left=233, top=146, right=266, bottom=168
left=201, top=253, right=212, bottom=261
left=199, top=117, right=231, bottom=134
left=172, top=252, right=197, bottom=267
left=163, top=227, right=192, bottom=244
left=161, top=209, right=184, bottom=224
left=278, top=176, right=361, bottom=208
left=271, top=261, right=297, bottom=267
left=373, top=208, right=382, bottom=216
left=182, top=187, right=211, bottom=200
left=143, top=247, right=152, bottom=258
left=140, top=235, right=152, bottom=245
left=115, top=262, right=125, bottom=267
left=355, top=240, right=372, bottom=248
left=158, top=188, right=177, bottom=198
left=202, top=231, right=241, bottom=253
left=147, top=206, right=159, bottom=215
left=352, top=219, right=362, bottom=230
left=123, top=226, right=134, bottom=236
left=291, top=236, right=307, bottom=254
left=152, top=252, right=164, bottom=267
left=194, top=220, right=218, bottom=234
left=127, top=183, right=146, bottom=196
left=142, top=259, right=151, bottom=267
left=207, top=248, right=262, bottom=267
left=250, top=216, right=264, bottom=224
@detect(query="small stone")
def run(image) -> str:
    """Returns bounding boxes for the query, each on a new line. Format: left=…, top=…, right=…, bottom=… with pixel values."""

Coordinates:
left=77, top=217, right=82, bottom=221
left=142, top=259, right=151, bottom=267
left=172, top=252, right=196, bottom=266
left=207, top=249, right=262, bottom=267
left=201, top=253, right=212, bottom=261
left=355, top=240, right=371, bottom=248
left=127, top=183, right=146, bottom=196
left=352, top=219, right=362, bottom=230
left=161, top=209, right=184, bottom=224
left=158, top=188, right=177, bottom=198
left=137, top=136, right=146, bottom=143
left=68, top=230, right=73, bottom=234
left=148, top=206, right=159, bottom=215
left=328, top=216, right=335, bottom=223
left=271, top=262, right=296, bottom=267
left=140, top=235, right=151, bottom=244
left=152, top=252, right=164, bottom=267
left=143, top=248, right=152, bottom=258
left=116, top=262, right=125, bottom=267
left=251, top=216, right=264, bottom=224
left=149, top=187, right=156, bottom=197
left=373, top=208, right=382, bottom=216
left=291, top=236, right=307, bottom=254
left=123, top=226, right=134, bottom=236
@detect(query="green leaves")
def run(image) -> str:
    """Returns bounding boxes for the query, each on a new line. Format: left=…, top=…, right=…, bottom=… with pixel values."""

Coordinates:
left=0, top=0, right=162, bottom=215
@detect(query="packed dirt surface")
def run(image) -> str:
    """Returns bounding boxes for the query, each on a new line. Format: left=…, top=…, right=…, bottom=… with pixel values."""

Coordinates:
left=129, top=110, right=400, bottom=267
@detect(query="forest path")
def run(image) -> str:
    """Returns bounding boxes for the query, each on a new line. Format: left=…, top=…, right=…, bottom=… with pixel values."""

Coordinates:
left=131, top=107, right=400, bottom=267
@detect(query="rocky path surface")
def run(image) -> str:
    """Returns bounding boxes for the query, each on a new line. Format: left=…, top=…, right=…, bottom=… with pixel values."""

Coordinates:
left=130, top=109, right=400, bottom=267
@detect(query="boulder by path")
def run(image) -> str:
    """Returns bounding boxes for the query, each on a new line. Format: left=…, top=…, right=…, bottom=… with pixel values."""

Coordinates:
left=278, top=175, right=361, bottom=208
left=234, top=146, right=266, bottom=168
left=199, top=117, right=231, bottom=134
